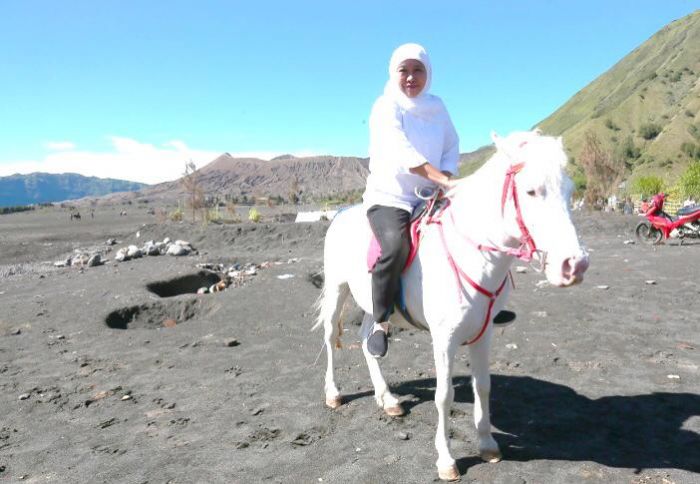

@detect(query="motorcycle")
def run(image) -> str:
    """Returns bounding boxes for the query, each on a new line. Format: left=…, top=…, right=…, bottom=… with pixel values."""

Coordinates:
left=635, top=194, right=700, bottom=245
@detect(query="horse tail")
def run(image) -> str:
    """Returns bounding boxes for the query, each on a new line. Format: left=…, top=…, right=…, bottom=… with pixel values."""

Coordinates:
left=312, top=272, right=350, bottom=349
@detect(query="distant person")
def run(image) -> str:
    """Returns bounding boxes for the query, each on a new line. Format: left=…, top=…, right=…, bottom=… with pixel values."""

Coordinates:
left=623, top=197, right=633, bottom=215
left=683, top=196, right=696, bottom=207
left=361, top=43, right=513, bottom=358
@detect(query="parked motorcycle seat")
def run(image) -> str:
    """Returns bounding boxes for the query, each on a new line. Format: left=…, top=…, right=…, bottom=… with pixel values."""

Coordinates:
left=677, top=204, right=700, bottom=216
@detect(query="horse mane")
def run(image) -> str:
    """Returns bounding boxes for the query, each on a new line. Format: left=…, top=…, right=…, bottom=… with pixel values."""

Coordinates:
left=448, top=130, right=568, bottom=196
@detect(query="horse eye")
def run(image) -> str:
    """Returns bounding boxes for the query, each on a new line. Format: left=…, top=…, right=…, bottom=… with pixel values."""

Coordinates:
left=527, top=189, right=537, bottom=197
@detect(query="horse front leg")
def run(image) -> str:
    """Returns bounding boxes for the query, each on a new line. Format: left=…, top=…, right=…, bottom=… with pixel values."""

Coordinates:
left=432, top=341, right=459, bottom=481
left=469, top=330, right=502, bottom=463
left=360, top=314, right=404, bottom=416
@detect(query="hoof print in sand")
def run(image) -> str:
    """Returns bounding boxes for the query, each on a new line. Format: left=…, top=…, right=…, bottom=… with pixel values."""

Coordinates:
left=146, top=271, right=222, bottom=298
left=105, top=299, right=209, bottom=330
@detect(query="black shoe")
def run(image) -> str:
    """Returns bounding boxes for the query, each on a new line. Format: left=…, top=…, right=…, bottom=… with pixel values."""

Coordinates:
left=367, top=327, right=388, bottom=358
left=493, top=310, right=516, bottom=325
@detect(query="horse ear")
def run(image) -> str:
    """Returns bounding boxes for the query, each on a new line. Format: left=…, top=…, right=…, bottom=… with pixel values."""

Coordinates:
left=533, top=127, right=543, bottom=135
left=490, top=131, right=501, bottom=145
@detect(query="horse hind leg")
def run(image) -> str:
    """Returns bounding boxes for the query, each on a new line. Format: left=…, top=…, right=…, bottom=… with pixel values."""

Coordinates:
left=314, top=280, right=350, bottom=409
left=359, top=314, right=404, bottom=416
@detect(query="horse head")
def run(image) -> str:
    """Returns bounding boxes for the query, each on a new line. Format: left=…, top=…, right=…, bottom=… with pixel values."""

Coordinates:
left=454, top=130, right=588, bottom=287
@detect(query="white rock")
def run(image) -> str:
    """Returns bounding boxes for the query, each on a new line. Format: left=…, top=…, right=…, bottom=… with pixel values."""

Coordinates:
left=277, top=274, right=295, bottom=280
left=596, top=285, right=610, bottom=290
left=126, top=245, right=142, bottom=258
left=163, top=237, right=171, bottom=245
left=505, top=343, right=518, bottom=350
left=645, top=280, right=657, bottom=285
left=174, top=239, right=191, bottom=247
left=623, top=239, right=635, bottom=245
left=515, top=266, right=527, bottom=273
left=87, top=254, right=102, bottom=267
left=115, top=248, right=129, bottom=262
left=667, top=374, right=681, bottom=380
left=533, top=311, right=548, bottom=318
left=245, top=267, right=257, bottom=276
left=166, top=244, right=189, bottom=256
left=136, top=231, right=140, bottom=238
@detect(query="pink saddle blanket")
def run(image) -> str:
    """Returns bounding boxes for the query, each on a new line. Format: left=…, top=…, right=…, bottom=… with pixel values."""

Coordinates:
left=367, top=217, right=422, bottom=273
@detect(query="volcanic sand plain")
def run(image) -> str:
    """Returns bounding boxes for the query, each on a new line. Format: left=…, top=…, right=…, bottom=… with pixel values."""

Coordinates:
left=0, top=206, right=698, bottom=483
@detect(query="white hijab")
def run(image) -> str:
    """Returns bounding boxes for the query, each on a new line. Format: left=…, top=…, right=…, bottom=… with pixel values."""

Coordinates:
left=383, top=43, right=443, bottom=119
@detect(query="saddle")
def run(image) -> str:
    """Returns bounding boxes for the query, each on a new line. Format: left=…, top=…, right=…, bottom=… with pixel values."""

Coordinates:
left=366, top=195, right=449, bottom=272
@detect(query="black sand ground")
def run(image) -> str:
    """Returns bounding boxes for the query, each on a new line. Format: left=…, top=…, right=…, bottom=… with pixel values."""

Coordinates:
left=1, top=207, right=698, bottom=483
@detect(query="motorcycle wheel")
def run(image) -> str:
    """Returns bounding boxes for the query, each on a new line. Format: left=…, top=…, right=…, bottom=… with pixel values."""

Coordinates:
left=635, top=221, right=663, bottom=245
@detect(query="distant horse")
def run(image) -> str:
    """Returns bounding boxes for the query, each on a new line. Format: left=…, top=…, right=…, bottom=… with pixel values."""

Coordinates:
left=314, top=130, right=589, bottom=481
left=70, top=212, right=81, bottom=220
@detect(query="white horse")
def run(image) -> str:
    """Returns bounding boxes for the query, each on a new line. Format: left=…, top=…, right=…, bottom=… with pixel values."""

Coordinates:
left=314, top=130, right=589, bottom=481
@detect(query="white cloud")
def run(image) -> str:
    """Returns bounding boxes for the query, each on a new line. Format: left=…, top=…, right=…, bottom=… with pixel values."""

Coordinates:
left=0, top=137, right=322, bottom=185
left=45, top=141, right=76, bottom=151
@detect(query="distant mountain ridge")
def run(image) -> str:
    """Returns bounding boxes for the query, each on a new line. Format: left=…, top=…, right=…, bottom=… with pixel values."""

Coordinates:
left=0, top=172, right=148, bottom=207
left=94, top=154, right=371, bottom=205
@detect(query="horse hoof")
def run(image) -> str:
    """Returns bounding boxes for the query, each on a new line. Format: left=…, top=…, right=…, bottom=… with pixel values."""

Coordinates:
left=480, top=449, right=502, bottom=463
left=384, top=404, right=405, bottom=417
left=437, top=464, right=460, bottom=481
left=325, top=396, right=342, bottom=409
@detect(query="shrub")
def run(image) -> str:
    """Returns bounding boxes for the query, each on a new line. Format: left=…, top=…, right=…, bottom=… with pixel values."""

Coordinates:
left=616, top=136, right=640, bottom=160
left=604, top=119, right=620, bottom=131
left=689, top=124, right=700, bottom=141
left=169, top=208, right=183, bottom=222
left=678, top=162, right=700, bottom=199
left=248, top=207, right=261, bottom=223
left=631, top=175, right=664, bottom=197
left=685, top=109, right=695, bottom=118
left=639, top=123, right=662, bottom=140
left=681, top=142, right=700, bottom=159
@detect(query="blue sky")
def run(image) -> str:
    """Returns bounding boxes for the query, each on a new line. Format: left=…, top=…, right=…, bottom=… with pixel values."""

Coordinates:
left=1, top=1, right=699, bottom=183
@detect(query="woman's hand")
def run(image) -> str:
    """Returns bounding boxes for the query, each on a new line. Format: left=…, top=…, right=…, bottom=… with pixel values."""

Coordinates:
left=409, top=163, right=455, bottom=188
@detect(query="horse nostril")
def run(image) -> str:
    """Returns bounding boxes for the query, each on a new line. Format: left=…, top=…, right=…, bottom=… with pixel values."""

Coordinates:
left=562, top=258, right=574, bottom=279
left=565, top=255, right=589, bottom=279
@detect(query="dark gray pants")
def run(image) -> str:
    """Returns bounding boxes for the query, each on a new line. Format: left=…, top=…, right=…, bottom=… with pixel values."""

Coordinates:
left=367, top=205, right=411, bottom=323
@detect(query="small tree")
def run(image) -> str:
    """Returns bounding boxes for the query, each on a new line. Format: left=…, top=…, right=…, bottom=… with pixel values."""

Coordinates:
left=181, top=160, right=204, bottom=223
left=288, top=176, right=300, bottom=204
left=578, top=131, right=624, bottom=206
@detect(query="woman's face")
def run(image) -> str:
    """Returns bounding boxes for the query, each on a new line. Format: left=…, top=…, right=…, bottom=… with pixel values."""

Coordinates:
left=396, top=59, right=427, bottom=98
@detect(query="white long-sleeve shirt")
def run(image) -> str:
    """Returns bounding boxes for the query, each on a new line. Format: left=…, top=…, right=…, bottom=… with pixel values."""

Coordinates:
left=362, top=94, right=459, bottom=212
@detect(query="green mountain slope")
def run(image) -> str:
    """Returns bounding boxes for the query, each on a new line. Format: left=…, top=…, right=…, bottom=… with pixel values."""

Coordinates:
left=537, top=10, right=700, bottom=183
